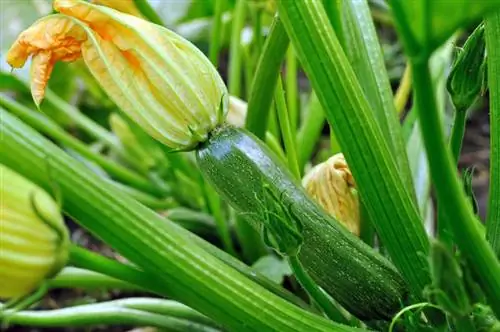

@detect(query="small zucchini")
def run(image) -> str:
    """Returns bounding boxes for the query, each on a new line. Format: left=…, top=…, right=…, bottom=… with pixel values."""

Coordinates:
left=196, top=126, right=408, bottom=321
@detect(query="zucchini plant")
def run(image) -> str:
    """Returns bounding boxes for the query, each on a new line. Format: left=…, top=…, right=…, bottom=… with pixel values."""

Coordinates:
left=1, top=0, right=499, bottom=331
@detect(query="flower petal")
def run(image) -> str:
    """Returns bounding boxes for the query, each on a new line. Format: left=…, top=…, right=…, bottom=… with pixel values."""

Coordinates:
left=6, top=15, right=87, bottom=104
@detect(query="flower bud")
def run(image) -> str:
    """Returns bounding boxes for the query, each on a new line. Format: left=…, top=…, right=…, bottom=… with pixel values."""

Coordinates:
left=0, top=165, right=69, bottom=299
left=447, top=24, right=486, bottom=112
left=302, top=153, right=360, bottom=235
left=7, top=0, right=228, bottom=150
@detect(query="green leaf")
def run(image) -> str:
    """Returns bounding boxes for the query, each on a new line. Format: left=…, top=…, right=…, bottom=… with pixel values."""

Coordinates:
left=252, top=255, right=292, bottom=284
left=389, top=0, right=500, bottom=57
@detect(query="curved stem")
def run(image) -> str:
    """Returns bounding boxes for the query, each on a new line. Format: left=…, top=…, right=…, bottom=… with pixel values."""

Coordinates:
left=288, top=256, right=348, bottom=324
left=2, top=305, right=218, bottom=332
left=0, top=97, right=164, bottom=196
left=411, top=58, right=500, bottom=316
left=394, top=64, right=412, bottom=115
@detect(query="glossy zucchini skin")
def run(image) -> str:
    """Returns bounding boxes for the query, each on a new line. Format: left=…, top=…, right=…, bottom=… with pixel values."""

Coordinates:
left=196, top=126, right=408, bottom=320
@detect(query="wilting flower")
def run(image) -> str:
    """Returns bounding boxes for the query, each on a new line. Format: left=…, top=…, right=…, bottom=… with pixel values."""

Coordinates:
left=91, top=0, right=143, bottom=17
left=0, top=165, right=69, bottom=299
left=7, top=0, right=228, bottom=150
left=302, top=153, right=360, bottom=235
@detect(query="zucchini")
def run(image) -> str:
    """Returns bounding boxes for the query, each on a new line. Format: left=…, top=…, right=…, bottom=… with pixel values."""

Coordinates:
left=196, top=126, right=408, bottom=320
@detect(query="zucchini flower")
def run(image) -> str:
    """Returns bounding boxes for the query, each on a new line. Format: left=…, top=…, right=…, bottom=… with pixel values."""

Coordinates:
left=0, top=165, right=69, bottom=299
left=6, top=0, right=228, bottom=150
left=302, top=153, right=360, bottom=236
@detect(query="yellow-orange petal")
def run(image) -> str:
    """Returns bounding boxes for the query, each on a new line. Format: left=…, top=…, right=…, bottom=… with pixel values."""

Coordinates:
left=30, top=52, right=54, bottom=106
left=6, top=15, right=87, bottom=104
left=91, top=0, right=143, bottom=18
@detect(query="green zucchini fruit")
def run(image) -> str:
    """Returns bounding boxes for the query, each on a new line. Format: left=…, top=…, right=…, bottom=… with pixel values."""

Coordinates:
left=196, top=125, right=408, bottom=321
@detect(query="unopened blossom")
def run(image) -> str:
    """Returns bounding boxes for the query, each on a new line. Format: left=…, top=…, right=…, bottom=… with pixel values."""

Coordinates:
left=7, top=0, right=228, bottom=150
left=302, top=153, right=360, bottom=235
left=0, top=165, right=69, bottom=299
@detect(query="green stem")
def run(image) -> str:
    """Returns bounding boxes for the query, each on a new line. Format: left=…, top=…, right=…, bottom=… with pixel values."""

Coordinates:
left=449, top=109, right=467, bottom=164
left=1, top=110, right=353, bottom=331
left=69, top=245, right=164, bottom=294
left=485, top=12, right=500, bottom=256
left=50, top=267, right=143, bottom=291
left=411, top=58, right=500, bottom=316
left=228, top=0, right=247, bottom=97
left=297, top=92, right=326, bottom=169
left=2, top=305, right=218, bottom=332
left=133, top=0, right=165, bottom=26
left=246, top=16, right=289, bottom=139
left=288, top=256, right=348, bottom=324
left=275, top=77, right=301, bottom=179
left=437, top=108, right=467, bottom=247
left=0, top=97, right=163, bottom=196
left=286, top=47, right=299, bottom=134
left=209, top=0, right=225, bottom=67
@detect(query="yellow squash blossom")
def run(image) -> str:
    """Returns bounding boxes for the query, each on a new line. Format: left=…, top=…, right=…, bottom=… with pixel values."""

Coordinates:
left=0, top=165, right=69, bottom=299
left=302, top=153, right=360, bottom=236
left=7, top=0, right=228, bottom=150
